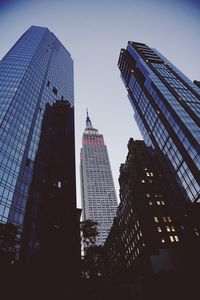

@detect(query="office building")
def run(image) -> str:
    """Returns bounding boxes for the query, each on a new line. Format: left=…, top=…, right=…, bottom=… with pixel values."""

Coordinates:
left=80, top=112, right=118, bottom=245
left=118, top=42, right=200, bottom=202
left=0, top=26, right=74, bottom=233
left=21, top=101, right=80, bottom=279
left=104, top=139, right=200, bottom=278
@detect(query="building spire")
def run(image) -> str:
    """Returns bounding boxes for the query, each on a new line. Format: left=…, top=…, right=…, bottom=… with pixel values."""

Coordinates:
left=86, top=109, right=93, bottom=129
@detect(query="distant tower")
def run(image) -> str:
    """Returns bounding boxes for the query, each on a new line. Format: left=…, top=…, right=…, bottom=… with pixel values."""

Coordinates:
left=80, top=112, right=118, bottom=245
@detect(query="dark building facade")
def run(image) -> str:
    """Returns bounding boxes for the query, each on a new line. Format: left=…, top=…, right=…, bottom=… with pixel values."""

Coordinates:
left=104, top=139, right=200, bottom=278
left=0, top=26, right=74, bottom=236
left=21, top=101, right=80, bottom=279
left=118, top=42, right=200, bottom=203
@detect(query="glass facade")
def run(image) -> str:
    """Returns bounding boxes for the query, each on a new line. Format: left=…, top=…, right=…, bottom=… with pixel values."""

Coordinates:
left=80, top=113, right=118, bottom=245
left=0, top=26, right=74, bottom=233
left=118, top=42, right=200, bottom=202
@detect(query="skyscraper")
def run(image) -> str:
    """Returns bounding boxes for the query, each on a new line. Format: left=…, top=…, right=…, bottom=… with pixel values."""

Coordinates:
left=0, top=26, right=73, bottom=231
left=105, top=139, right=200, bottom=278
left=21, top=101, right=81, bottom=279
left=80, top=112, right=118, bottom=245
left=118, top=42, right=200, bottom=202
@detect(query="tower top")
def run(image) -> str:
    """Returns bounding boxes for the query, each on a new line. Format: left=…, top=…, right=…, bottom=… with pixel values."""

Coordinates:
left=86, top=109, right=93, bottom=129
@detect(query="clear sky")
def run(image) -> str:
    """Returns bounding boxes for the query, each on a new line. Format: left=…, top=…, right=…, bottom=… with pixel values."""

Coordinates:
left=0, top=0, right=199, bottom=207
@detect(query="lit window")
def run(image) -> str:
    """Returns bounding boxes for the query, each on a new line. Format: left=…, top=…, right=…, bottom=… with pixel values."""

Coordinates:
left=163, top=217, right=167, bottom=222
left=167, top=217, right=172, bottom=222
left=161, top=201, right=165, bottom=205
left=141, top=179, right=145, bottom=183
left=146, top=172, right=150, bottom=177
left=146, top=193, right=150, bottom=198
left=174, top=235, right=179, bottom=242
left=58, top=181, right=62, bottom=188
left=157, top=201, right=161, bottom=205
left=149, top=201, right=153, bottom=206
left=154, top=217, right=159, bottom=223
left=157, top=226, right=162, bottom=232
left=166, top=226, right=170, bottom=232
left=171, top=226, right=175, bottom=232
left=150, top=172, right=154, bottom=176
left=161, top=238, right=165, bottom=243
left=170, top=236, right=174, bottom=242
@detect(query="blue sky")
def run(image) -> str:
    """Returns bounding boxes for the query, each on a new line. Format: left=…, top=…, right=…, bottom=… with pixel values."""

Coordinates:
left=0, top=0, right=199, bottom=207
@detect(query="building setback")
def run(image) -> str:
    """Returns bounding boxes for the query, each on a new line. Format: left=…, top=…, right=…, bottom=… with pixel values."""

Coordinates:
left=0, top=26, right=74, bottom=233
left=118, top=42, right=200, bottom=202
left=21, top=101, right=81, bottom=279
left=104, top=139, right=200, bottom=278
left=80, top=112, right=118, bottom=245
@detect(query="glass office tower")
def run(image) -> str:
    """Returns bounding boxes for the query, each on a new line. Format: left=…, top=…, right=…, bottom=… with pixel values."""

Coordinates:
left=0, top=26, right=73, bottom=230
left=80, top=112, right=118, bottom=245
left=118, top=42, right=200, bottom=202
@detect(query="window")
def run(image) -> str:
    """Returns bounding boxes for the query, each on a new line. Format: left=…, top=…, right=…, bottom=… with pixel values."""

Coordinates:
left=161, top=238, right=165, bottom=243
left=157, top=226, right=162, bottom=232
left=166, top=226, right=170, bottom=232
left=170, top=236, right=174, bottom=242
left=53, top=86, right=58, bottom=95
left=57, top=181, right=62, bottom=188
left=174, top=235, right=179, bottom=242
left=154, top=217, right=159, bottom=223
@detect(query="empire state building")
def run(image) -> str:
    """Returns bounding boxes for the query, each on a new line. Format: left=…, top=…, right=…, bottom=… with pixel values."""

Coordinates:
left=80, top=112, right=118, bottom=245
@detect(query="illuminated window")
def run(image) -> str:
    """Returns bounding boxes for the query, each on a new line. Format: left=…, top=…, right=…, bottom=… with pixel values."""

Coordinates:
left=141, top=179, right=145, bottom=183
left=154, top=217, right=159, bottom=223
left=157, top=201, right=161, bottom=205
left=170, top=236, right=174, bottom=242
left=146, top=193, right=150, bottom=197
left=167, top=217, right=172, bottom=222
left=149, top=201, right=153, bottom=206
left=157, top=226, right=162, bottom=232
left=174, top=235, right=179, bottom=242
left=166, top=226, right=170, bottom=232
left=161, top=201, right=165, bottom=205
left=161, top=238, right=165, bottom=243
left=146, top=172, right=150, bottom=177
left=58, top=181, right=62, bottom=188
left=150, top=172, right=154, bottom=176
left=171, top=226, right=175, bottom=232
left=163, top=217, right=167, bottom=222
